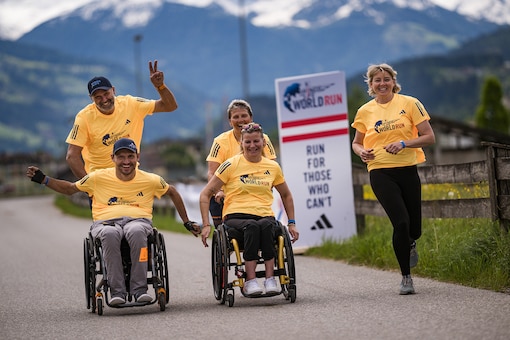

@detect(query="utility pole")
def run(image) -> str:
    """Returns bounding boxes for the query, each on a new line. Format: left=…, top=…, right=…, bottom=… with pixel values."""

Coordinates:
left=133, top=34, right=143, bottom=97
left=238, top=0, right=249, bottom=99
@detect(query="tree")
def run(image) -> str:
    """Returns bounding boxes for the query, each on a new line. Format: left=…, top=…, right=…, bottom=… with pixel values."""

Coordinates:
left=160, top=143, right=196, bottom=169
left=474, top=76, right=510, bottom=134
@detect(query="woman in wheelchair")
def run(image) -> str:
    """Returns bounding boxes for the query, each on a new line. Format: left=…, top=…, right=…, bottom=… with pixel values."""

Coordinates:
left=199, top=122, right=299, bottom=296
left=27, top=138, right=200, bottom=308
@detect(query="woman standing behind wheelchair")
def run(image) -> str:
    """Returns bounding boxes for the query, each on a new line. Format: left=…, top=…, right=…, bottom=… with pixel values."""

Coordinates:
left=199, top=122, right=299, bottom=296
left=206, top=99, right=277, bottom=228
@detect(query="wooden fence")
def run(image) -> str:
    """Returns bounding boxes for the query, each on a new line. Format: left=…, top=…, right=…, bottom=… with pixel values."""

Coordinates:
left=352, top=142, right=510, bottom=233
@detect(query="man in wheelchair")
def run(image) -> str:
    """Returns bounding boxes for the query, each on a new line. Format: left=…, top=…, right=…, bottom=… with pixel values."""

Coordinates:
left=199, top=122, right=299, bottom=296
left=27, top=138, right=200, bottom=306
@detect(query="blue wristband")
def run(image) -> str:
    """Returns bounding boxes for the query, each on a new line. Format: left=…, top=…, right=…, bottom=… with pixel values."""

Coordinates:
left=43, top=176, right=50, bottom=186
left=288, top=219, right=296, bottom=225
left=400, top=140, right=406, bottom=148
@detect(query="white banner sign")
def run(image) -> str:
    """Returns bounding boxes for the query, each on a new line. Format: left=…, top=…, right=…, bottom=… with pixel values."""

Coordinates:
left=275, top=71, right=356, bottom=250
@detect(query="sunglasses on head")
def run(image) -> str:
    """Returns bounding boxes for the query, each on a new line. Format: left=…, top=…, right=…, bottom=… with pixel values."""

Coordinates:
left=241, top=123, right=262, bottom=133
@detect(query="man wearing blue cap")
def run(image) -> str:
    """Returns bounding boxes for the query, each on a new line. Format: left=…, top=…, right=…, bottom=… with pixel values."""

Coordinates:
left=66, top=60, right=178, bottom=179
left=27, top=138, right=200, bottom=306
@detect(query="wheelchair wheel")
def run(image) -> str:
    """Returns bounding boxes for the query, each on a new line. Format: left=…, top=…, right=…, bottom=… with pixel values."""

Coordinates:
left=211, top=228, right=228, bottom=303
left=97, top=297, right=103, bottom=316
left=83, top=237, right=96, bottom=311
left=226, top=292, right=234, bottom=307
left=157, top=232, right=170, bottom=304
left=281, top=224, right=297, bottom=303
left=158, top=290, right=166, bottom=311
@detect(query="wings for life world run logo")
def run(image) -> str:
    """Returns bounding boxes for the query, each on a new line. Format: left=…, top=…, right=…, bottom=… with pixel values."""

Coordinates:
left=283, top=81, right=342, bottom=113
left=107, top=197, right=138, bottom=206
left=374, top=119, right=404, bottom=133
left=102, top=132, right=128, bottom=147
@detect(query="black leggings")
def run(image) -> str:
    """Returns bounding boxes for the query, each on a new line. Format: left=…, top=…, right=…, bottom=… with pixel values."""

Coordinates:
left=370, top=166, right=422, bottom=276
left=224, top=214, right=277, bottom=262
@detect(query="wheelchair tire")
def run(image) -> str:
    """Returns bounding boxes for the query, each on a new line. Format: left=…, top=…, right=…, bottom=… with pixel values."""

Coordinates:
left=157, top=232, right=170, bottom=304
left=97, top=297, right=103, bottom=316
left=83, top=237, right=95, bottom=310
left=218, top=226, right=230, bottom=305
left=281, top=223, right=297, bottom=302
left=158, top=291, right=166, bottom=311
left=226, top=292, right=234, bottom=307
left=282, top=224, right=296, bottom=280
left=288, top=285, right=297, bottom=303
left=211, top=230, right=224, bottom=301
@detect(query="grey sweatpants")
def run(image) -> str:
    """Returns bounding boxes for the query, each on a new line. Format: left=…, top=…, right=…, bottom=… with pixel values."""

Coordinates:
left=91, top=217, right=153, bottom=298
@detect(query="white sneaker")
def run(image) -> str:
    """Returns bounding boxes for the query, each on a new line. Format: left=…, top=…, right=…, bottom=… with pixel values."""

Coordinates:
left=109, top=296, right=126, bottom=306
left=243, top=278, right=263, bottom=296
left=264, top=277, right=280, bottom=294
left=135, top=293, right=152, bottom=303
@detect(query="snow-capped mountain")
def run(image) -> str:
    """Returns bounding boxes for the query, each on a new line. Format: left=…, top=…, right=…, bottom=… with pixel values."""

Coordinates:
left=14, top=0, right=500, bottom=96
left=1, top=0, right=508, bottom=154
left=0, top=0, right=509, bottom=40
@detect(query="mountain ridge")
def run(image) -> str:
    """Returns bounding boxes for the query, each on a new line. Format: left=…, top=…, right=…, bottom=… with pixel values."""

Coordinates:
left=18, top=1, right=498, bottom=97
left=0, top=1, right=508, bottom=155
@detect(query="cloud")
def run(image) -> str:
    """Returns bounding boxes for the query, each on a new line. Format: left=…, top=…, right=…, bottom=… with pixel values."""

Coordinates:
left=0, top=0, right=92, bottom=39
left=0, top=0, right=507, bottom=40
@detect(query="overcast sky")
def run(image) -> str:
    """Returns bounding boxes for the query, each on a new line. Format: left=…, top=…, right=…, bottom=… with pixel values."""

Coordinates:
left=0, top=0, right=500, bottom=40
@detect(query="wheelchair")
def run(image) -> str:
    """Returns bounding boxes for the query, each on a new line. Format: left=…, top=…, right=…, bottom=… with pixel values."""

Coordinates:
left=83, top=228, right=169, bottom=315
left=211, top=221, right=297, bottom=307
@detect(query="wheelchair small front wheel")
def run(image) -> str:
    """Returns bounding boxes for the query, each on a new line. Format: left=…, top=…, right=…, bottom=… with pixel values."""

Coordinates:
left=97, top=297, right=103, bottom=316
left=158, top=292, right=166, bottom=311
left=288, top=285, right=297, bottom=303
left=226, top=292, right=234, bottom=307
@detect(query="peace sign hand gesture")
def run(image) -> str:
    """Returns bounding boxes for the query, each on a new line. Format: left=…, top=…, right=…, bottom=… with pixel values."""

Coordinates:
left=149, top=60, right=165, bottom=88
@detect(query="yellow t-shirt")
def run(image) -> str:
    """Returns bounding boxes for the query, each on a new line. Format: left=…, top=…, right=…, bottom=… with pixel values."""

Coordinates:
left=66, top=95, right=155, bottom=173
left=206, top=129, right=276, bottom=163
left=351, top=93, right=430, bottom=172
left=75, top=168, right=169, bottom=221
left=215, top=154, right=285, bottom=218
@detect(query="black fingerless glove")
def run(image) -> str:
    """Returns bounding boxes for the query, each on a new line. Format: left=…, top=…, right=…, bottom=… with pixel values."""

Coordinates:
left=31, top=169, right=46, bottom=184
left=183, top=221, right=197, bottom=232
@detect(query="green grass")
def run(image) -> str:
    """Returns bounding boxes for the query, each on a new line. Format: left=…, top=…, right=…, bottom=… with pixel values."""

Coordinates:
left=306, top=216, right=510, bottom=293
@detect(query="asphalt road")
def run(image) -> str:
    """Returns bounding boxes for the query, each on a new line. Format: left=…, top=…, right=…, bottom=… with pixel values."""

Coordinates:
left=1, top=196, right=509, bottom=340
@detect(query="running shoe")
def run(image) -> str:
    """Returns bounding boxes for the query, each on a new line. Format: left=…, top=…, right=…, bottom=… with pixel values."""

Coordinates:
left=400, top=275, right=415, bottom=295
left=243, top=278, right=263, bottom=296
left=264, top=277, right=280, bottom=294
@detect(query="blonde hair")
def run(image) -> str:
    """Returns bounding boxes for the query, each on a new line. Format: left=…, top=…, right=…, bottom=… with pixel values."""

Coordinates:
left=239, top=122, right=266, bottom=157
left=364, top=63, right=402, bottom=97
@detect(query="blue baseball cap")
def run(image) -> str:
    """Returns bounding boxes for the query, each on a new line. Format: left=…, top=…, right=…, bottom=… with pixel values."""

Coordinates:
left=88, top=76, right=112, bottom=95
left=113, top=138, right=138, bottom=154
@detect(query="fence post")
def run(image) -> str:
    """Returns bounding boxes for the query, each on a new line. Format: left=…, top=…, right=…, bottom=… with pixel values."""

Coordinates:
left=353, top=183, right=365, bottom=234
left=483, top=142, right=510, bottom=232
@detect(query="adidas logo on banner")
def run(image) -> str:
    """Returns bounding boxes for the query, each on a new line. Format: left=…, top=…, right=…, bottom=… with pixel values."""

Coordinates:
left=310, top=214, right=333, bottom=230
